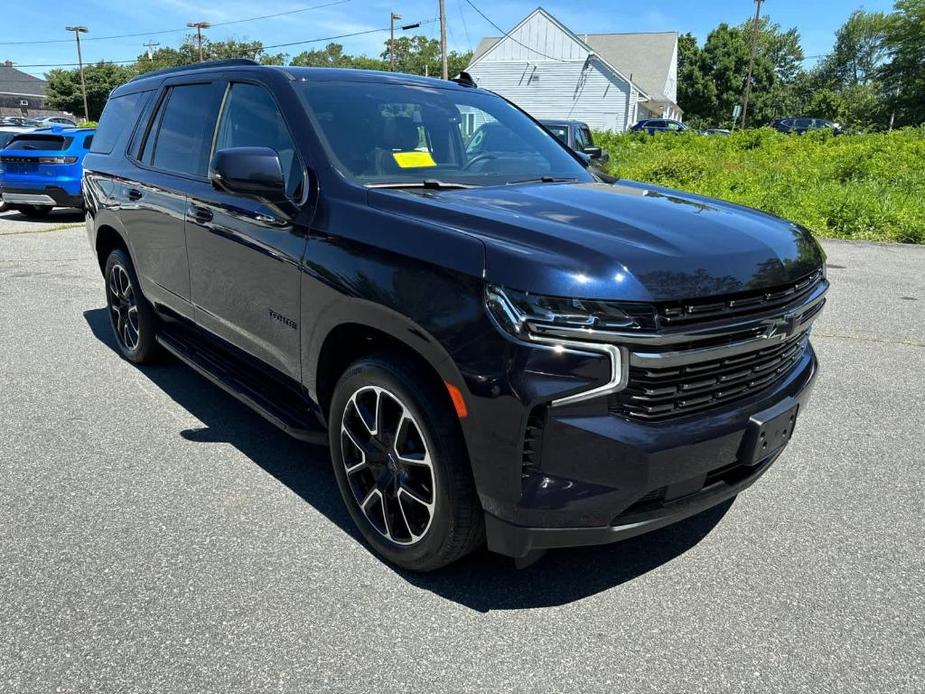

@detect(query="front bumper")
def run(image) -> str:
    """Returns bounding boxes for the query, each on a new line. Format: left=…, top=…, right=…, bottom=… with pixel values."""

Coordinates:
left=484, top=344, right=818, bottom=558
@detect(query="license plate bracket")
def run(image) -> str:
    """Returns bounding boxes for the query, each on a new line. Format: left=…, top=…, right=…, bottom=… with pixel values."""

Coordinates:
left=739, top=404, right=800, bottom=465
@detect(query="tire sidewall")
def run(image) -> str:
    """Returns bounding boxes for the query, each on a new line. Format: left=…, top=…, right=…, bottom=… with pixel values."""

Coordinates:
left=104, top=248, right=158, bottom=364
left=329, top=358, right=461, bottom=568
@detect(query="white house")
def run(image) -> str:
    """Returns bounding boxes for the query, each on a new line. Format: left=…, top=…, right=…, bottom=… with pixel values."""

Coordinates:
left=467, top=8, right=681, bottom=132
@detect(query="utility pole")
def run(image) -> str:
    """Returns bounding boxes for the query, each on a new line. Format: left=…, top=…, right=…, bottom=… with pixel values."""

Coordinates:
left=65, top=25, right=89, bottom=123
left=186, top=21, right=211, bottom=62
left=143, top=40, right=160, bottom=60
left=439, top=0, right=448, bottom=79
left=740, top=0, right=763, bottom=129
left=390, top=12, right=401, bottom=71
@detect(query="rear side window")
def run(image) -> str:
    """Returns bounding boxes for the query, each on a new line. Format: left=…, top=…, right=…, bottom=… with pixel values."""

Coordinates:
left=145, top=83, right=223, bottom=177
left=6, top=135, right=71, bottom=151
left=91, top=91, right=148, bottom=154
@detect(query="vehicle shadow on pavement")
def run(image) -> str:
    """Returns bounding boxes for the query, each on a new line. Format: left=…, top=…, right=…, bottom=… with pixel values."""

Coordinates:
left=85, top=307, right=732, bottom=612
left=0, top=209, right=84, bottom=223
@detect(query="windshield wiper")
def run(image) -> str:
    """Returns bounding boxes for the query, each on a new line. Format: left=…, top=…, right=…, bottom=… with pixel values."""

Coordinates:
left=366, top=179, right=477, bottom=190
left=506, top=176, right=579, bottom=185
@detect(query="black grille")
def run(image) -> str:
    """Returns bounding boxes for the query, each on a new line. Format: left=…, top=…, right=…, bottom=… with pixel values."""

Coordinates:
left=610, top=330, right=809, bottom=421
left=656, top=269, right=824, bottom=329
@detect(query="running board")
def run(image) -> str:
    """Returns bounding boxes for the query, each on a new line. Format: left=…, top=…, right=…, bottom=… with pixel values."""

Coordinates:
left=156, top=329, right=328, bottom=446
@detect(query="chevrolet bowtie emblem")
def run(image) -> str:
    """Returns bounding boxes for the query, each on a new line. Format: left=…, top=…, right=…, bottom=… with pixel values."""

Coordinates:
left=762, top=312, right=800, bottom=339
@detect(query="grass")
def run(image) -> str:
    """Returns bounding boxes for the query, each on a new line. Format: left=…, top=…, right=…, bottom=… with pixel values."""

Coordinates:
left=594, top=127, right=925, bottom=244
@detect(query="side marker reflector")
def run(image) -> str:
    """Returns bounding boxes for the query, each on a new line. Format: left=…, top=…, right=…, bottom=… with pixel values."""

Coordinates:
left=445, top=381, right=468, bottom=418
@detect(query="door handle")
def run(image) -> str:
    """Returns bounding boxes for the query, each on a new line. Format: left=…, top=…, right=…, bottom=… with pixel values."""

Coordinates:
left=189, top=205, right=213, bottom=223
left=127, top=188, right=142, bottom=201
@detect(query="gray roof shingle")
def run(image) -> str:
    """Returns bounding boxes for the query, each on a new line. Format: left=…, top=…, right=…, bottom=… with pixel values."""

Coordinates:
left=0, top=64, right=47, bottom=97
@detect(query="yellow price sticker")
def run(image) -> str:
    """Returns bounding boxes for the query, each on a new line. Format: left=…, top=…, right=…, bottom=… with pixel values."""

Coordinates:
left=392, top=151, right=437, bottom=168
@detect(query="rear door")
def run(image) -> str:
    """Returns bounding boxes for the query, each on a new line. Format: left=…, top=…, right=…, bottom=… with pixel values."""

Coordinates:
left=185, top=80, right=308, bottom=381
left=118, top=80, right=225, bottom=319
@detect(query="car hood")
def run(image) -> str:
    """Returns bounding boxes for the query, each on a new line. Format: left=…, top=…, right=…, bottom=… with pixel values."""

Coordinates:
left=368, top=180, right=825, bottom=302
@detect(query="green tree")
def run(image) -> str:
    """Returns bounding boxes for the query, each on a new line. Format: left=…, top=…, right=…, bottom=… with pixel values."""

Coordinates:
left=882, top=0, right=925, bottom=127
left=133, top=36, right=287, bottom=76
left=290, top=42, right=387, bottom=70
left=45, top=62, right=135, bottom=120
left=381, top=36, right=472, bottom=77
left=676, top=33, right=715, bottom=126
left=818, top=10, right=890, bottom=88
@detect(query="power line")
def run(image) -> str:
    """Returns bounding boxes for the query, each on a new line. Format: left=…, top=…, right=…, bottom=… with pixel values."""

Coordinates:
left=0, top=0, right=351, bottom=46
left=261, top=19, right=437, bottom=50
left=6, top=19, right=439, bottom=67
left=463, top=0, right=566, bottom=62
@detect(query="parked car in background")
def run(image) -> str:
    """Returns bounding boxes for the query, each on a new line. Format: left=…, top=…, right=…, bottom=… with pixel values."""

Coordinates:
left=84, top=61, right=827, bottom=571
left=540, top=119, right=610, bottom=164
left=0, top=126, right=94, bottom=218
left=0, top=116, right=41, bottom=127
left=32, top=115, right=79, bottom=127
left=631, top=118, right=692, bottom=134
left=0, top=126, right=37, bottom=213
left=770, top=117, right=843, bottom=135
left=702, top=128, right=731, bottom=136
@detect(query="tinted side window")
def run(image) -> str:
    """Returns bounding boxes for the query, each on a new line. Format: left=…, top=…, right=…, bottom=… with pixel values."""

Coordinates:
left=577, top=127, right=593, bottom=148
left=215, top=82, right=302, bottom=196
left=148, top=84, right=223, bottom=177
left=91, top=91, right=148, bottom=154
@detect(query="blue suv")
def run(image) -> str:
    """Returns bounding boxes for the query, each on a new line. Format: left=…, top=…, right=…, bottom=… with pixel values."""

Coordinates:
left=0, top=126, right=94, bottom=218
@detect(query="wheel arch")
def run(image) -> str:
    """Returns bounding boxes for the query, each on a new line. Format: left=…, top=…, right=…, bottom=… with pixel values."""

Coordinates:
left=92, top=210, right=134, bottom=274
left=308, top=305, right=469, bottom=436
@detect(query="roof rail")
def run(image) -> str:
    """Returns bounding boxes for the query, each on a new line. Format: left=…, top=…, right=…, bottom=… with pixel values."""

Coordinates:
left=129, top=58, right=259, bottom=83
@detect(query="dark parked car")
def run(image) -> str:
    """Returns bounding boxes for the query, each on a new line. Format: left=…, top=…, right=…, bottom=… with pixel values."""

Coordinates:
left=630, top=118, right=692, bottom=134
left=770, top=117, right=843, bottom=135
left=540, top=119, right=609, bottom=164
left=84, top=60, right=828, bottom=571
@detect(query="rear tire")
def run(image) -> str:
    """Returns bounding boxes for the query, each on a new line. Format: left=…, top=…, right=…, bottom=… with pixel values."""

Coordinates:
left=13, top=204, right=52, bottom=219
left=104, top=248, right=162, bottom=364
left=329, top=354, right=483, bottom=571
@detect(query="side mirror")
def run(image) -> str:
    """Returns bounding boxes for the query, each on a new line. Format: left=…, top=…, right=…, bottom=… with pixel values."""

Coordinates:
left=582, top=146, right=603, bottom=159
left=210, top=147, right=286, bottom=202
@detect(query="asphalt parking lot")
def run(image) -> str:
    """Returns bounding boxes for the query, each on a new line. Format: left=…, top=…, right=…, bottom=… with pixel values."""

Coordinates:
left=1, top=207, right=923, bottom=693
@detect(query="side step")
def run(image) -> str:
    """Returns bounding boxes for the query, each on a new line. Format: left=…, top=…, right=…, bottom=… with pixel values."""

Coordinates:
left=156, top=329, right=328, bottom=446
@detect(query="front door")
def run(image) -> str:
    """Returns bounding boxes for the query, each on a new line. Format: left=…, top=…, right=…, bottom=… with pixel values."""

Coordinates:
left=186, top=81, right=309, bottom=382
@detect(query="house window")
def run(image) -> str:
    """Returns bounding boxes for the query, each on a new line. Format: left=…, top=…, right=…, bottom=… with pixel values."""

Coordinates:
left=462, top=112, right=477, bottom=138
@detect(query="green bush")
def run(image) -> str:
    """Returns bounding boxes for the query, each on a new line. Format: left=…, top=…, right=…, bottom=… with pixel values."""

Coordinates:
left=594, top=127, right=925, bottom=244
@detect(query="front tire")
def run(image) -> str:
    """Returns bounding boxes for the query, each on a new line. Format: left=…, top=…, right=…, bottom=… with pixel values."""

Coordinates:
left=104, top=248, right=161, bottom=364
left=329, top=355, right=483, bottom=571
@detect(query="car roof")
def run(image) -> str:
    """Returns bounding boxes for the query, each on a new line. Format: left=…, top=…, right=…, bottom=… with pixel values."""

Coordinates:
left=0, top=126, right=35, bottom=132
left=539, top=119, right=582, bottom=127
left=120, top=62, right=480, bottom=97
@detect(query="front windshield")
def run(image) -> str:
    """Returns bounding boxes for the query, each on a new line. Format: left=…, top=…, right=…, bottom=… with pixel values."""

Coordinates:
left=297, top=80, right=592, bottom=187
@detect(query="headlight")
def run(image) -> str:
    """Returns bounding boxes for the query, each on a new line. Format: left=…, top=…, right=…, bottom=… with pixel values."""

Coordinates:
left=485, top=284, right=639, bottom=338
left=485, top=284, right=632, bottom=406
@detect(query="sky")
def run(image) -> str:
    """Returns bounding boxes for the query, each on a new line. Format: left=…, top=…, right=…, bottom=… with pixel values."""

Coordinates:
left=2, top=0, right=898, bottom=79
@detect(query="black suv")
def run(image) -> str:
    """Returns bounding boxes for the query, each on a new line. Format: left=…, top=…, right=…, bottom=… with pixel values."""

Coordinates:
left=84, top=60, right=828, bottom=571
left=770, top=117, right=844, bottom=135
